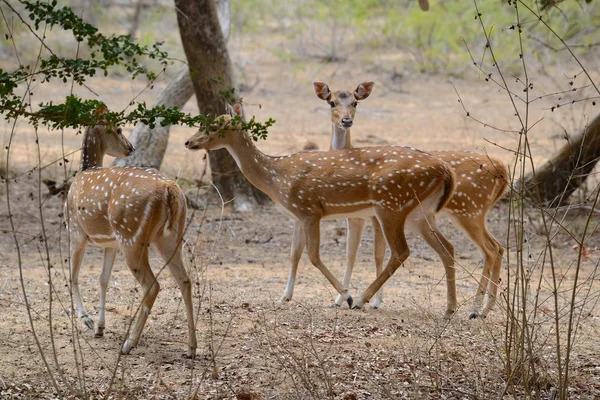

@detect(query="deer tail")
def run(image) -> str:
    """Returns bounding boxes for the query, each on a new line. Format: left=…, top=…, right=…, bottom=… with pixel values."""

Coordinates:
left=436, top=163, right=456, bottom=213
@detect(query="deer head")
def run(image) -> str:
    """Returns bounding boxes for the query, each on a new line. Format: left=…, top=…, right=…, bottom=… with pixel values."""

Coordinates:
left=313, top=81, right=374, bottom=129
left=185, top=103, right=243, bottom=151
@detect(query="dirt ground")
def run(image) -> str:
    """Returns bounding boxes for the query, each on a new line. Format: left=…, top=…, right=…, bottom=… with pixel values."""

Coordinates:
left=1, top=38, right=600, bottom=399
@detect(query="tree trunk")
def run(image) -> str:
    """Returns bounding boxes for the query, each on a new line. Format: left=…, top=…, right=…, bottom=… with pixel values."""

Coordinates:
left=174, top=0, right=267, bottom=211
left=521, top=112, right=600, bottom=206
left=127, top=0, right=145, bottom=37
left=114, top=0, right=230, bottom=170
left=113, top=66, right=195, bottom=169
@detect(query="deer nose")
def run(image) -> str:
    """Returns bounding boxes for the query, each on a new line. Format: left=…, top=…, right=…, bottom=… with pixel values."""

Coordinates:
left=341, top=117, right=353, bottom=127
left=185, top=140, right=190, bottom=148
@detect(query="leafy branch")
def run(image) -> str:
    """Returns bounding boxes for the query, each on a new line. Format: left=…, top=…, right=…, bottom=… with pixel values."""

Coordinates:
left=0, top=0, right=274, bottom=139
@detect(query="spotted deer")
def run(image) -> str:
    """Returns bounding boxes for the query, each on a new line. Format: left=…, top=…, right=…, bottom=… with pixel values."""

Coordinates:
left=313, top=82, right=508, bottom=318
left=185, top=103, right=457, bottom=313
left=66, top=117, right=197, bottom=356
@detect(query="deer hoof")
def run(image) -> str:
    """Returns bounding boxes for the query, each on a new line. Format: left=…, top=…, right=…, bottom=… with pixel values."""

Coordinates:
left=351, top=300, right=365, bottom=310
left=121, top=340, right=134, bottom=355
left=94, top=326, right=104, bottom=338
left=82, top=316, right=95, bottom=331
left=346, top=295, right=353, bottom=308
left=187, top=347, right=197, bottom=359
left=443, top=310, right=455, bottom=320
left=469, top=311, right=480, bottom=320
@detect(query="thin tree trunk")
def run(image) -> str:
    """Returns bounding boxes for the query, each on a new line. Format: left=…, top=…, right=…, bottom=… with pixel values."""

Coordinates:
left=174, top=0, right=266, bottom=211
left=113, top=66, right=194, bottom=169
left=113, top=0, right=230, bottom=169
left=127, top=0, right=145, bottom=37
left=521, top=112, right=600, bottom=206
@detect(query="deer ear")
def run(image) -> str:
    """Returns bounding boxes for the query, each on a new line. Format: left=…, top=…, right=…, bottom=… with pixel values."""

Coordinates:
left=313, top=82, right=332, bottom=101
left=232, top=103, right=243, bottom=117
left=354, top=82, right=374, bottom=100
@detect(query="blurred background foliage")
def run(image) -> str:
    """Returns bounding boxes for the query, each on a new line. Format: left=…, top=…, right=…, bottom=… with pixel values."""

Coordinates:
left=230, top=0, right=599, bottom=75
left=1, top=0, right=598, bottom=78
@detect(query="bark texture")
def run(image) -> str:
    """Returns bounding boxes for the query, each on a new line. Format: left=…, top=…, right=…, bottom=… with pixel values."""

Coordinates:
left=521, top=112, right=600, bottom=206
left=174, top=0, right=267, bottom=211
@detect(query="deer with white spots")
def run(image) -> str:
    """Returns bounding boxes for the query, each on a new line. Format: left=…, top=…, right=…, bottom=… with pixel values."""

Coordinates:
left=185, top=103, right=457, bottom=313
left=66, top=118, right=197, bottom=356
left=313, top=82, right=508, bottom=318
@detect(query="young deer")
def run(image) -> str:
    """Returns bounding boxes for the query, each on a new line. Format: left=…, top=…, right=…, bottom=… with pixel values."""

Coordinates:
left=66, top=118, right=197, bottom=356
left=185, top=103, right=458, bottom=313
left=314, top=82, right=508, bottom=318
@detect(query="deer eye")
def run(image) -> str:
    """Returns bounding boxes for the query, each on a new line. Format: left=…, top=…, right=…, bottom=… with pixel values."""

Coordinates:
left=329, top=101, right=335, bottom=108
left=116, top=128, right=122, bottom=134
left=353, top=102, right=358, bottom=107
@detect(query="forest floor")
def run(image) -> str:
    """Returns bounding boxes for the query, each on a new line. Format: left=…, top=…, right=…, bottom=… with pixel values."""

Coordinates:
left=1, top=37, right=600, bottom=399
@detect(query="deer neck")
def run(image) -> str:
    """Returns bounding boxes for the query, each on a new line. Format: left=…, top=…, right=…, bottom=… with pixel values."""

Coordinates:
left=223, top=131, right=274, bottom=194
left=80, top=126, right=105, bottom=171
left=330, top=124, right=353, bottom=150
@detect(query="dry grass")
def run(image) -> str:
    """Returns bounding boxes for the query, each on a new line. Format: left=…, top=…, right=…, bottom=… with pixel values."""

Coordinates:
left=0, top=169, right=599, bottom=398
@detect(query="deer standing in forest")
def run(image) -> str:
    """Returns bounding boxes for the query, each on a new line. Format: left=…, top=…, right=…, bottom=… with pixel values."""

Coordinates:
left=65, top=114, right=197, bottom=356
left=312, top=82, right=508, bottom=318
left=185, top=103, right=458, bottom=314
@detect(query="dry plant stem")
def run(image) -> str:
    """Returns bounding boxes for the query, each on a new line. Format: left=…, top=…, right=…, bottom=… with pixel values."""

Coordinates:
left=257, top=311, right=302, bottom=395
left=518, top=1, right=600, bottom=97
left=35, top=124, right=71, bottom=391
left=514, top=5, right=599, bottom=397
left=470, top=0, right=538, bottom=395
left=191, top=180, right=230, bottom=398
left=28, top=17, right=74, bottom=392
left=5, top=110, right=60, bottom=392
left=513, top=5, right=544, bottom=394
left=0, top=12, right=61, bottom=394
left=63, top=37, right=88, bottom=397
left=258, top=309, right=328, bottom=399
left=562, top=184, right=600, bottom=397
left=470, top=0, right=599, bottom=396
left=207, top=285, right=218, bottom=379
left=304, top=305, right=334, bottom=398
left=184, top=160, right=210, bottom=398
left=67, top=33, right=92, bottom=398
left=204, top=187, right=236, bottom=372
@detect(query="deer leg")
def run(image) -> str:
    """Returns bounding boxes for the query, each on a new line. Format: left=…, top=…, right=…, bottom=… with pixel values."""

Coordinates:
left=302, top=218, right=352, bottom=307
left=96, top=247, right=117, bottom=337
left=481, top=235, right=504, bottom=318
left=354, top=211, right=409, bottom=309
left=154, top=237, right=197, bottom=359
left=371, top=217, right=386, bottom=309
left=334, top=218, right=365, bottom=307
left=281, top=221, right=305, bottom=303
left=451, top=216, right=502, bottom=319
left=121, top=245, right=159, bottom=355
left=409, top=214, right=457, bottom=319
left=69, top=238, right=94, bottom=330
